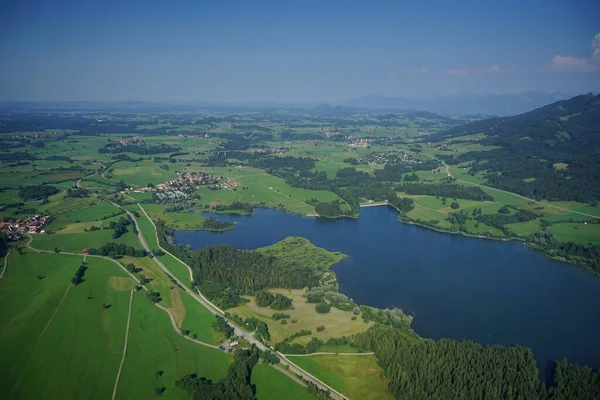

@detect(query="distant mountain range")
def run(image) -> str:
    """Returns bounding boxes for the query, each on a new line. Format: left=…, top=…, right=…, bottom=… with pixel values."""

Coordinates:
left=339, top=92, right=577, bottom=116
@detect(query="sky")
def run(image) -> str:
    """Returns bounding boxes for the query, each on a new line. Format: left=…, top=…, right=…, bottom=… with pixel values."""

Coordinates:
left=0, top=0, right=599, bottom=102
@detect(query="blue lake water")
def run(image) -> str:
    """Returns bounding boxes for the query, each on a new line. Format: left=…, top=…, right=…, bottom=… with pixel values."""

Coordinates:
left=174, top=206, right=600, bottom=379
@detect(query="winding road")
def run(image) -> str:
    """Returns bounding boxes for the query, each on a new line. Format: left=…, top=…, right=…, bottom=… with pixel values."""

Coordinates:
left=114, top=201, right=348, bottom=400
left=0, top=250, right=10, bottom=280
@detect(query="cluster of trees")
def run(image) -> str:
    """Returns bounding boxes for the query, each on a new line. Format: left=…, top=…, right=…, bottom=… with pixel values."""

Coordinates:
left=88, top=242, right=146, bottom=258
left=305, top=283, right=355, bottom=311
left=214, top=201, right=254, bottom=214
left=255, top=290, right=293, bottom=310
left=211, top=316, right=234, bottom=338
left=476, top=209, right=538, bottom=230
left=314, top=200, right=345, bottom=217
left=146, top=291, right=162, bottom=303
left=527, top=231, right=600, bottom=274
left=176, top=347, right=260, bottom=400
left=225, top=313, right=270, bottom=341
left=18, top=184, right=59, bottom=200
left=274, top=336, right=354, bottom=355
left=360, top=306, right=412, bottom=330
left=203, top=217, right=236, bottom=231
left=65, top=187, right=88, bottom=198
left=315, top=303, right=331, bottom=313
left=106, top=216, right=132, bottom=239
left=272, top=312, right=291, bottom=320
left=398, top=183, right=494, bottom=201
left=71, top=263, right=87, bottom=285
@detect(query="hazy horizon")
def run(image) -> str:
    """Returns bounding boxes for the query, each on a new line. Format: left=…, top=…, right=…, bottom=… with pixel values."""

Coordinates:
left=1, top=0, right=599, bottom=102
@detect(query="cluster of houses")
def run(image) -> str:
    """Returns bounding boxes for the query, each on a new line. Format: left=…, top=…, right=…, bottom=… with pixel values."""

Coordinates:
left=347, top=136, right=375, bottom=148
left=130, top=171, right=241, bottom=200
left=177, top=133, right=211, bottom=139
left=250, top=146, right=287, bottom=154
left=426, top=142, right=451, bottom=151
left=324, top=130, right=345, bottom=138
left=0, top=214, right=51, bottom=239
left=355, top=151, right=422, bottom=166
left=109, top=137, right=145, bottom=146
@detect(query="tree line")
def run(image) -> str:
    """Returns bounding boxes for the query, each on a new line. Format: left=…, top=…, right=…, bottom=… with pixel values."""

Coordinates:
left=354, top=324, right=600, bottom=400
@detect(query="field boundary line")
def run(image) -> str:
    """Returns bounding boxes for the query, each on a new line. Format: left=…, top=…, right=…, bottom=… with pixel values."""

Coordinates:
left=37, top=284, right=72, bottom=344
left=0, top=249, right=10, bottom=279
left=112, top=288, right=135, bottom=400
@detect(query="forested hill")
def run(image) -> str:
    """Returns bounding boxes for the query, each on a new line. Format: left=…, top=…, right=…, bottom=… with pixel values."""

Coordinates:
left=429, top=94, right=600, bottom=202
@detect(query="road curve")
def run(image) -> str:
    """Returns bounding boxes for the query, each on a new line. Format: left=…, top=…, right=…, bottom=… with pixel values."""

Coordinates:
left=117, top=201, right=348, bottom=400
left=0, top=249, right=10, bottom=280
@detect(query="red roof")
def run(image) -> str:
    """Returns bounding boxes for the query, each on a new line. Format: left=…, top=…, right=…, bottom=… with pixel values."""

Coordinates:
left=82, top=248, right=90, bottom=254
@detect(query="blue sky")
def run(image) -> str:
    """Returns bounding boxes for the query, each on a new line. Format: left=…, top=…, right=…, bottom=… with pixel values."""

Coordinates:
left=1, top=0, right=598, bottom=102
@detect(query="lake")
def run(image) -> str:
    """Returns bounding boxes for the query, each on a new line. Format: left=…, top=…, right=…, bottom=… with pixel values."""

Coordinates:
left=174, top=206, right=600, bottom=379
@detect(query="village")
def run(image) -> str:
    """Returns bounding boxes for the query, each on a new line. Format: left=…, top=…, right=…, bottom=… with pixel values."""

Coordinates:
left=131, top=171, right=240, bottom=201
left=0, top=214, right=51, bottom=239
left=354, top=150, right=423, bottom=166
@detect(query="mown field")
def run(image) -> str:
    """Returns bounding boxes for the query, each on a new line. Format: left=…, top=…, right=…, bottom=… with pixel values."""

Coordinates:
left=290, top=354, right=393, bottom=400
left=230, top=288, right=373, bottom=344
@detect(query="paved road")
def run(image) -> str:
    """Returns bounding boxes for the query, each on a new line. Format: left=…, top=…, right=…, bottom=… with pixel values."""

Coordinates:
left=117, top=201, right=348, bottom=400
left=0, top=249, right=10, bottom=280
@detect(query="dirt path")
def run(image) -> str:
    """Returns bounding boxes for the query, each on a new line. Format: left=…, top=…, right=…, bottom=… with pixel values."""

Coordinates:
left=111, top=289, right=134, bottom=400
left=0, top=250, right=10, bottom=280
left=36, top=284, right=72, bottom=344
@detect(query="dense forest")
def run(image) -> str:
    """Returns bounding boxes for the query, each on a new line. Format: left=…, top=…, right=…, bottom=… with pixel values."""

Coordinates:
left=355, top=324, right=600, bottom=400
left=155, top=220, right=324, bottom=308
left=397, top=182, right=494, bottom=201
left=18, top=184, right=59, bottom=200
left=431, top=94, right=600, bottom=203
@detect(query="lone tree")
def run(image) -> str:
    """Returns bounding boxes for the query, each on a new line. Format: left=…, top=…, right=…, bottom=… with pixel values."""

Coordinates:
left=155, top=370, right=163, bottom=379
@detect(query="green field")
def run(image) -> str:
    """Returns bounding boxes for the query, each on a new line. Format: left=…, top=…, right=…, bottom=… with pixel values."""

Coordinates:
left=180, top=291, right=222, bottom=345
left=115, top=292, right=232, bottom=400
left=0, top=249, right=132, bottom=399
left=253, top=364, right=317, bottom=400
left=31, top=228, right=142, bottom=254
left=290, top=354, right=393, bottom=400
left=548, top=222, right=600, bottom=245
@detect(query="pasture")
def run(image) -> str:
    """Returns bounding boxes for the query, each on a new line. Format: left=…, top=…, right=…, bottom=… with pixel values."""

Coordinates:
left=230, top=288, right=373, bottom=344
left=0, top=249, right=132, bottom=400
left=290, top=354, right=393, bottom=400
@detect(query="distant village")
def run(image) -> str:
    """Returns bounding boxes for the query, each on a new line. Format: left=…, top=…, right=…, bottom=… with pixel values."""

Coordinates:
left=355, top=151, right=422, bottom=165
left=130, top=171, right=240, bottom=201
left=249, top=146, right=287, bottom=154
left=0, top=214, right=51, bottom=239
